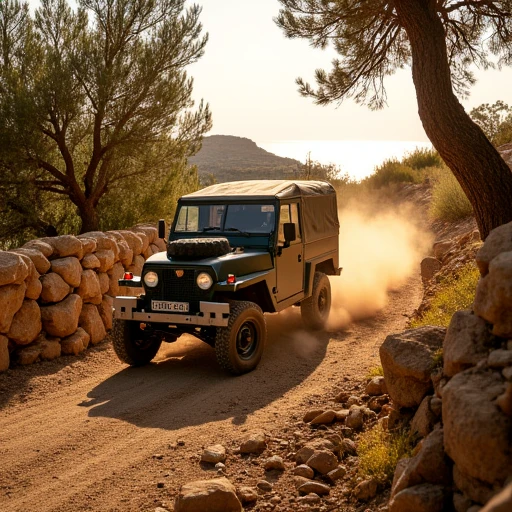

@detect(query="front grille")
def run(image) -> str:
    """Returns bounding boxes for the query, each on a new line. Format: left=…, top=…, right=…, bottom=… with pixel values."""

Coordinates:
left=144, top=268, right=212, bottom=312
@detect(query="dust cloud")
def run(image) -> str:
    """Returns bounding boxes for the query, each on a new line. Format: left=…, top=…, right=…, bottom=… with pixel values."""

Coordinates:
left=327, top=196, right=433, bottom=331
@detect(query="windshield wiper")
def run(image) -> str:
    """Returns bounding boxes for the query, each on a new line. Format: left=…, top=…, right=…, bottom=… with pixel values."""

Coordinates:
left=225, top=227, right=250, bottom=236
left=202, top=226, right=221, bottom=232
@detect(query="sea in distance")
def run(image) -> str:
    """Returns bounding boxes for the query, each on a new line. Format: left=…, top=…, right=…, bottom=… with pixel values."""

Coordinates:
left=258, top=139, right=433, bottom=182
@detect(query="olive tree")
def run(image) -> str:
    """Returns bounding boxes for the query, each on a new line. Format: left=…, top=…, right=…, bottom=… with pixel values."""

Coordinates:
left=0, top=0, right=211, bottom=235
left=276, top=0, right=512, bottom=239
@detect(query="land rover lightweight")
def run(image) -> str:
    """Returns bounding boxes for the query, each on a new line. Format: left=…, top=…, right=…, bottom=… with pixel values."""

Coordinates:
left=112, top=180, right=340, bottom=374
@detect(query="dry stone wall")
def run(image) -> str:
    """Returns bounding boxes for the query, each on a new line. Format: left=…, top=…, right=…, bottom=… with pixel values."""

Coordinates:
left=0, top=226, right=166, bottom=372
left=381, top=220, right=512, bottom=512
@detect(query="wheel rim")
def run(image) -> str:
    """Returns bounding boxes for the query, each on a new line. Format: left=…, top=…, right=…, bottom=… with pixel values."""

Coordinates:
left=317, top=287, right=328, bottom=316
left=236, top=321, right=258, bottom=360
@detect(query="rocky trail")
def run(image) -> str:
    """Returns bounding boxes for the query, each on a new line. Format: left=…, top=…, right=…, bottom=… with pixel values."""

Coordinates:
left=0, top=270, right=422, bottom=512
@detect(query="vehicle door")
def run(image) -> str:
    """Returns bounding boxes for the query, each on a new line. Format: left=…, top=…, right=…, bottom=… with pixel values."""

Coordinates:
left=276, top=202, right=303, bottom=301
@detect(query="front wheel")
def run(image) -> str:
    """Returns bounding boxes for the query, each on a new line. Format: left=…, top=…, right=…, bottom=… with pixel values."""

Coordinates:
left=112, top=319, right=162, bottom=366
left=215, top=301, right=266, bottom=375
left=301, top=272, right=331, bottom=330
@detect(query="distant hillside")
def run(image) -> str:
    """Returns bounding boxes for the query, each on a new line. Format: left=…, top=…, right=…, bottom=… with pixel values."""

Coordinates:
left=189, top=135, right=302, bottom=183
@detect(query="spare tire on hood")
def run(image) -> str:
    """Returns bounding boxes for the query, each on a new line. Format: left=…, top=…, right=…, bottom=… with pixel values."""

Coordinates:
left=167, top=238, right=231, bottom=260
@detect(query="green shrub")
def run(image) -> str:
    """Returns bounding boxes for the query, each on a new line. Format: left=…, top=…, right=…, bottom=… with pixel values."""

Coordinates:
left=429, top=167, right=473, bottom=222
left=367, top=366, right=384, bottom=378
left=363, top=159, right=420, bottom=189
left=402, top=148, right=442, bottom=170
left=410, top=262, right=480, bottom=328
left=358, top=424, right=413, bottom=485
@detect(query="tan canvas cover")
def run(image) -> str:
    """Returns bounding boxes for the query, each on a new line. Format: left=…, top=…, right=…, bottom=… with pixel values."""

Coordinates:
left=181, top=180, right=339, bottom=243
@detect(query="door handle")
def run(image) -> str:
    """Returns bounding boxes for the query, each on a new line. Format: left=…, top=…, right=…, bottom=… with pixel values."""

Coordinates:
left=298, top=254, right=302, bottom=262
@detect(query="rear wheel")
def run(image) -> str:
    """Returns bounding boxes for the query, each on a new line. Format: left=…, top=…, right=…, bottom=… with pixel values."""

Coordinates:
left=215, top=301, right=266, bottom=375
left=301, top=272, right=331, bottom=330
left=112, top=319, right=162, bottom=366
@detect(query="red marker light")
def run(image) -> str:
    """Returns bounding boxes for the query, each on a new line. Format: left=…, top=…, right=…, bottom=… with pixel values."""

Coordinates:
left=123, top=272, right=134, bottom=280
left=227, top=274, right=236, bottom=284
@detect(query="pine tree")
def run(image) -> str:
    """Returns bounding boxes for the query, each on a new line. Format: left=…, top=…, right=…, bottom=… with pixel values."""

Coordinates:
left=0, top=0, right=211, bottom=235
left=276, top=0, right=512, bottom=239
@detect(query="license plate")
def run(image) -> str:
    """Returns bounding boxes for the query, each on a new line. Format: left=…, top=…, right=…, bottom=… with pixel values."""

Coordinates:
left=151, top=300, right=189, bottom=312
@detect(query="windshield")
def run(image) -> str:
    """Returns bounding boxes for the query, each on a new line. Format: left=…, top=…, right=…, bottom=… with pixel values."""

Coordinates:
left=174, top=203, right=276, bottom=234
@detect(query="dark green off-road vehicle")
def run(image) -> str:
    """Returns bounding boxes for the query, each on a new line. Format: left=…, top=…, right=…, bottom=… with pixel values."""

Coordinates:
left=113, top=180, right=340, bottom=374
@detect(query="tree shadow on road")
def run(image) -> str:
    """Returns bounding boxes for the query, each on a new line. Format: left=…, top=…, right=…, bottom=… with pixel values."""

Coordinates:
left=83, top=308, right=334, bottom=431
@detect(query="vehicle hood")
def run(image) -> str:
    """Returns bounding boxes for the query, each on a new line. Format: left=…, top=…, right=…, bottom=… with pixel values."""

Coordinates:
left=145, top=249, right=273, bottom=281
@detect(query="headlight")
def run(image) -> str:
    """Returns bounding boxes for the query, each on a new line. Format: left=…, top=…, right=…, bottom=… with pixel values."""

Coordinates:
left=144, top=271, right=159, bottom=288
left=196, top=272, right=213, bottom=290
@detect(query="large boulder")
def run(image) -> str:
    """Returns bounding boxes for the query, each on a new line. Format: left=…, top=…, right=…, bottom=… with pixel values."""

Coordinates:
left=127, top=254, right=144, bottom=276
left=476, top=221, right=512, bottom=276
left=0, top=283, right=27, bottom=333
left=60, top=327, right=90, bottom=355
left=40, top=272, right=70, bottom=303
left=390, top=483, right=447, bottom=512
left=40, top=294, right=82, bottom=337
left=116, top=230, right=143, bottom=256
left=51, top=257, right=82, bottom=287
left=108, top=262, right=125, bottom=296
left=174, top=477, right=242, bottom=512
left=0, top=252, right=29, bottom=286
left=97, top=295, right=113, bottom=331
left=81, top=253, right=101, bottom=270
left=443, top=310, right=496, bottom=377
left=79, top=237, right=97, bottom=255
left=0, top=335, right=9, bottom=371
left=380, top=327, right=446, bottom=408
left=10, top=247, right=50, bottom=275
left=43, top=235, right=83, bottom=259
left=98, top=273, right=109, bottom=295
left=76, top=270, right=102, bottom=304
left=22, top=239, right=53, bottom=258
left=480, top=481, right=512, bottom=512
left=94, top=249, right=115, bottom=273
left=474, top=251, right=512, bottom=337
left=7, top=300, right=41, bottom=345
left=79, top=304, right=107, bottom=345
left=443, top=368, right=512, bottom=487
left=420, top=257, right=442, bottom=282
left=391, top=428, right=451, bottom=499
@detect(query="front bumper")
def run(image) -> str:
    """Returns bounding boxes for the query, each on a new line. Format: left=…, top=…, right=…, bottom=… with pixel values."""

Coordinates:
left=113, top=296, right=230, bottom=327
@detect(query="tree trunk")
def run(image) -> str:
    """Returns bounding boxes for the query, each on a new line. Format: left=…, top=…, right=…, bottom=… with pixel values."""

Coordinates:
left=395, top=0, right=512, bottom=240
left=77, top=200, right=100, bottom=234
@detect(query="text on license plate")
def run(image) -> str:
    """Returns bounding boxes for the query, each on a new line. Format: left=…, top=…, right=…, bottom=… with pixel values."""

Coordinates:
left=151, top=300, right=189, bottom=312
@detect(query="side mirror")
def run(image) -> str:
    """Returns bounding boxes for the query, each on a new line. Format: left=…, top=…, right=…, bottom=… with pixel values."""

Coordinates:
left=158, top=219, right=166, bottom=239
left=283, top=223, right=296, bottom=246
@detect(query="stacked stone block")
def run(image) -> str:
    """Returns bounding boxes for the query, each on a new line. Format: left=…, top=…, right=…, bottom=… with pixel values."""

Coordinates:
left=0, top=226, right=166, bottom=371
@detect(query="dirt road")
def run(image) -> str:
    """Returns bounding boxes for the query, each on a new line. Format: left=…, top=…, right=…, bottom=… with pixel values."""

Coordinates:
left=0, top=273, right=422, bottom=512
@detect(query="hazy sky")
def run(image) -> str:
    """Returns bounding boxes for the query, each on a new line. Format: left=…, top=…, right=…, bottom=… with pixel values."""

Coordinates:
left=27, top=0, right=512, bottom=146
left=188, top=0, right=512, bottom=144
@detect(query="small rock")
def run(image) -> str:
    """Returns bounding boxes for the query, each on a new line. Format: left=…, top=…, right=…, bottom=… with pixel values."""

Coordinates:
left=353, top=479, right=378, bottom=501
left=334, top=391, right=350, bottom=403
left=340, top=438, right=357, bottom=457
left=503, top=366, right=512, bottom=381
left=303, top=409, right=325, bottom=422
left=389, top=483, right=446, bottom=512
left=201, top=444, right=227, bottom=464
left=264, top=455, right=285, bottom=471
left=236, top=486, right=258, bottom=504
left=293, top=464, right=314, bottom=479
left=310, top=410, right=336, bottom=425
left=347, top=395, right=360, bottom=407
left=293, top=476, right=312, bottom=490
left=240, top=431, right=267, bottom=454
left=488, top=349, right=512, bottom=368
left=256, top=480, right=273, bottom=493
left=215, top=462, right=226, bottom=472
left=334, top=409, right=350, bottom=421
left=325, top=465, right=347, bottom=484
left=298, top=481, right=330, bottom=496
left=298, top=493, right=321, bottom=504
left=306, top=449, right=338, bottom=475
left=174, top=477, right=241, bottom=512
left=366, top=376, right=387, bottom=396
left=346, top=407, right=364, bottom=430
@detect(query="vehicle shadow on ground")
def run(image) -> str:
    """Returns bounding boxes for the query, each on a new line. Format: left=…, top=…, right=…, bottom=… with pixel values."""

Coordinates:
left=84, top=309, right=342, bottom=431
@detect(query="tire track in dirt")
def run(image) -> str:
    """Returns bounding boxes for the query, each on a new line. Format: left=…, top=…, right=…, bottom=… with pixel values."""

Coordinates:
left=0, top=272, right=422, bottom=512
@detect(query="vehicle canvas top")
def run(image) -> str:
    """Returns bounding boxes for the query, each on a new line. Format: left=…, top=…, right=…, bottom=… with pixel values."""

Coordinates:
left=181, top=180, right=340, bottom=244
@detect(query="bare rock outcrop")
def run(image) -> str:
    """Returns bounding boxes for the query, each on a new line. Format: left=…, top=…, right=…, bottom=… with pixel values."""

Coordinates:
left=380, top=326, right=446, bottom=407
